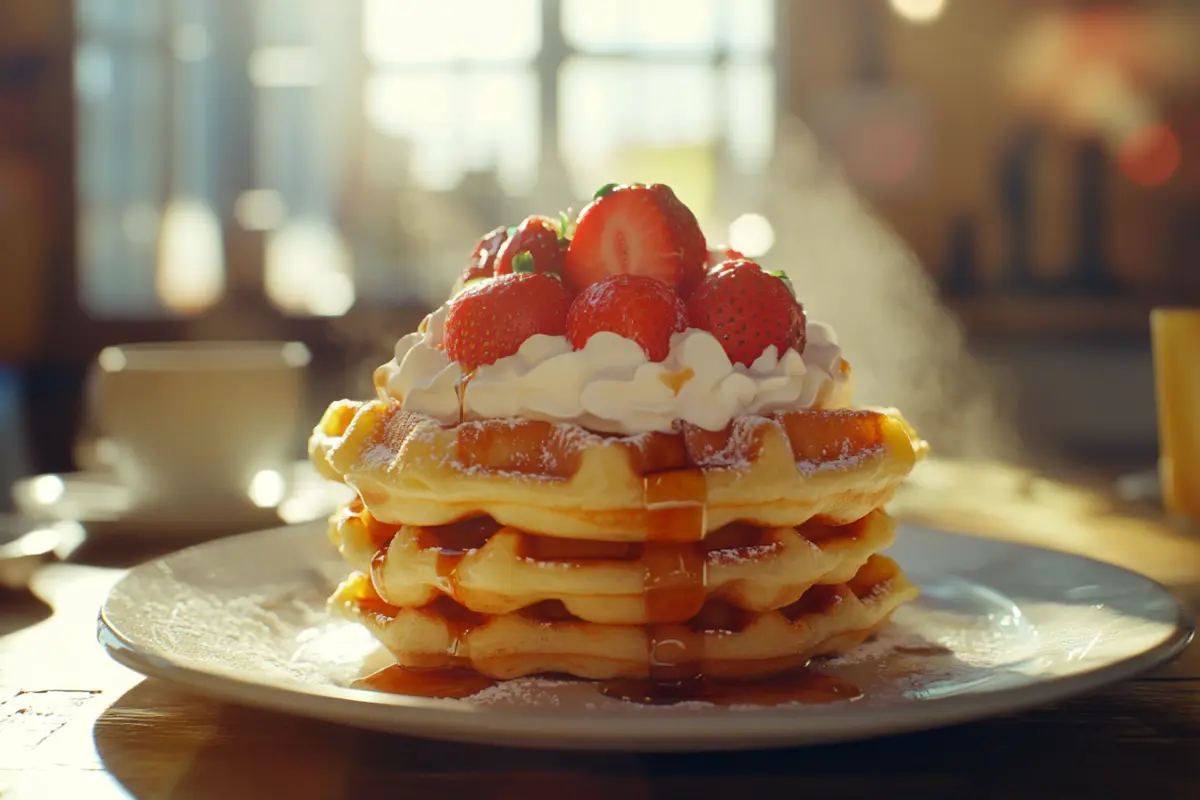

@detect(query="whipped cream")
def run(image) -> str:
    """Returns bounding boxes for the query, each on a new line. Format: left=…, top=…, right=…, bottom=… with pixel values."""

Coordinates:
left=375, top=304, right=853, bottom=435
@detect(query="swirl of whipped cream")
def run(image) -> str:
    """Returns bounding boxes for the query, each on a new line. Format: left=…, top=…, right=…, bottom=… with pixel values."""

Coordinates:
left=375, top=304, right=853, bottom=434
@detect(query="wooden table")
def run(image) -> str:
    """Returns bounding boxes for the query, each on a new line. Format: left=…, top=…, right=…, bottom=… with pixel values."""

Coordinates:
left=2, top=460, right=1199, bottom=799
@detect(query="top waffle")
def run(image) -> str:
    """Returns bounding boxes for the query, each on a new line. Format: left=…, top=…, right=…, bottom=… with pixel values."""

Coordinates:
left=309, top=398, right=926, bottom=540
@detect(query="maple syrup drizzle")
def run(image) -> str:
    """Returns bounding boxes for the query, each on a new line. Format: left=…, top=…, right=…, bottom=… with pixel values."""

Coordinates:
left=427, top=594, right=489, bottom=644
left=780, top=584, right=844, bottom=621
left=700, top=522, right=766, bottom=552
left=455, top=368, right=477, bottom=426
left=415, top=516, right=501, bottom=580
left=368, top=547, right=389, bottom=602
left=642, top=469, right=708, bottom=682
left=658, top=367, right=695, bottom=396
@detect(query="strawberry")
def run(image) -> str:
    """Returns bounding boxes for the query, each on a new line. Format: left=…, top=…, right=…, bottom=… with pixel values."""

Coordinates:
left=564, top=183, right=706, bottom=295
left=706, top=246, right=745, bottom=269
left=462, top=225, right=509, bottom=283
left=444, top=273, right=572, bottom=368
left=566, top=274, right=687, bottom=362
left=685, top=260, right=806, bottom=367
left=493, top=216, right=567, bottom=277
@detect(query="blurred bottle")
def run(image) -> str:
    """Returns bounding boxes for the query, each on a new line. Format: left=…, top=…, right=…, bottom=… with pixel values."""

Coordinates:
left=1152, top=308, right=1200, bottom=519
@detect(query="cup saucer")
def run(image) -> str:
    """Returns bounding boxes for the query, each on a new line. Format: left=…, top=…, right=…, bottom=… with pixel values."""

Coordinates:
left=11, top=461, right=353, bottom=541
left=0, top=515, right=65, bottom=589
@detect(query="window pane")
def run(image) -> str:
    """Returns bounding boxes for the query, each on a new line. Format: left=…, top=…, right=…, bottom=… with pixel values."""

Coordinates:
left=365, top=69, right=539, bottom=194
left=725, top=61, right=775, bottom=173
left=563, top=0, right=719, bottom=54
left=76, top=47, right=168, bottom=317
left=559, top=59, right=717, bottom=190
left=364, top=0, right=541, bottom=65
left=77, top=0, right=165, bottom=38
left=255, top=0, right=313, bottom=46
left=726, top=0, right=774, bottom=54
left=563, top=0, right=773, bottom=54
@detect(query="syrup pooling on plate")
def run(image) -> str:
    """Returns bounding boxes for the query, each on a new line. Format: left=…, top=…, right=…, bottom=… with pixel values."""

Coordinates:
left=354, top=664, right=496, bottom=699
left=599, top=667, right=862, bottom=707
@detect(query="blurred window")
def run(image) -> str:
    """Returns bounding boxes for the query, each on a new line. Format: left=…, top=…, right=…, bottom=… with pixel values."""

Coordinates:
left=75, top=0, right=776, bottom=318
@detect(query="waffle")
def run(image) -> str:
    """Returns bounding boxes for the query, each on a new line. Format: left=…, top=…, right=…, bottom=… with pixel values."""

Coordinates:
left=330, top=554, right=917, bottom=680
left=310, top=399, right=927, bottom=540
left=330, top=501, right=896, bottom=625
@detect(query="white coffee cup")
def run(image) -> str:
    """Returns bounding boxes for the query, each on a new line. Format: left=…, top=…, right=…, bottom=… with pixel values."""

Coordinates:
left=89, top=341, right=311, bottom=517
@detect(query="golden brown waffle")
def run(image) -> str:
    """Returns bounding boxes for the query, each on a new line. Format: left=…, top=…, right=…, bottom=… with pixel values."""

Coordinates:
left=330, top=554, right=917, bottom=680
left=330, top=502, right=896, bottom=625
left=310, top=399, right=926, bottom=539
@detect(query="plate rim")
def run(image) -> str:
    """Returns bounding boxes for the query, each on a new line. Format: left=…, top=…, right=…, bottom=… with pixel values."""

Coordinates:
left=96, top=522, right=1195, bottom=751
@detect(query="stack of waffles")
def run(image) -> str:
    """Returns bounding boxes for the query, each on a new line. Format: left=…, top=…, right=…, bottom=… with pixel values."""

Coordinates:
left=308, top=182, right=927, bottom=690
left=311, top=401, right=925, bottom=682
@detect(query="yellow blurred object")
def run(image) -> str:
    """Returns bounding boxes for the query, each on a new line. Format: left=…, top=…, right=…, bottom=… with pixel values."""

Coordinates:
left=1152, top=308, right=1200, bottom=519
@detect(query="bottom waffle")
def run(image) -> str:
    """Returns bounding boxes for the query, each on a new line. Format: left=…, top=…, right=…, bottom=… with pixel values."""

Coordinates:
left=330, top=554, right=918, bottom=681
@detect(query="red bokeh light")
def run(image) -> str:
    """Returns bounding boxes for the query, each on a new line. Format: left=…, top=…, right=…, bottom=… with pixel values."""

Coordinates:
left=1118, top=124, right=1181, bottom=187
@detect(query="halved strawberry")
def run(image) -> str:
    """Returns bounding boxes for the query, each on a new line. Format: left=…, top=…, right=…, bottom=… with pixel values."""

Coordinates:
left=566, top=274, right=686, bottom=362
left=493, top=215, right=567, bottom=277
left=461, top=225, right=509, bottom=283
left=444, top=273, right=572, bottom=368
left=685, top=259, right=805, bottom=367
left=564, top=183, right=706, bottom=295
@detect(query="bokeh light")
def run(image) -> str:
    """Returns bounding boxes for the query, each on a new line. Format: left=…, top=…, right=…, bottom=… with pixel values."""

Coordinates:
left=1118, top=124, right=1181, bottom=187
left=889, top=0, right=947, bottom=25
left=728, top=213, right=776, bottom=257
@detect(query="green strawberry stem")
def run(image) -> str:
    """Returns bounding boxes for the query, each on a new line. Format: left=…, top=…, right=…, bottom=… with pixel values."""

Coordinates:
left=512, top=251, right=536, bottom=274
left=557, top=209, right=574, bottom=241
left=592, top=183, right=619, bottom=200
left=768, top=269, right=797, bottom=298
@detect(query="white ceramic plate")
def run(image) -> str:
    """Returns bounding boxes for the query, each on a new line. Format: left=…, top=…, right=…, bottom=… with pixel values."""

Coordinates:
left=98, top=522, right=1192, bottom=752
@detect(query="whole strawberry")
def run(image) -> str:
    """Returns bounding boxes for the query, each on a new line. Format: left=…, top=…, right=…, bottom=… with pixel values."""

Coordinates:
left=461, top=225, right=509, bottom=283
left=685, top=260, right=806, bottom=367
left=567, top=274, right=687, bottom=362
left=493, top=215, right=567, bottom=276
left=564, top=183, right=706, bottom=296
left=444, top=272, right=572, bottom=368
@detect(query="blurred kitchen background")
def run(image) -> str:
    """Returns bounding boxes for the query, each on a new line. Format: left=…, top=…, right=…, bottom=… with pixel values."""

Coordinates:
left=2, top=0, right=1198, bottom=500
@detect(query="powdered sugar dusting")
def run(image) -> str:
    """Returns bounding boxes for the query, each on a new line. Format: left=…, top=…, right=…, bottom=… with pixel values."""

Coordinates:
left=464, top=678, right=572, bottom=707
left=363, top=443, right=398, bottom=470
left=708, top=542, right=784, bottom=565
left=796, top=438, right=883, bottom=476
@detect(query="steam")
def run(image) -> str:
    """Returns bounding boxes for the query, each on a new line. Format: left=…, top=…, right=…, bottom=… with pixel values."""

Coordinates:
left=764, top=117, right=1017, bottom=460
